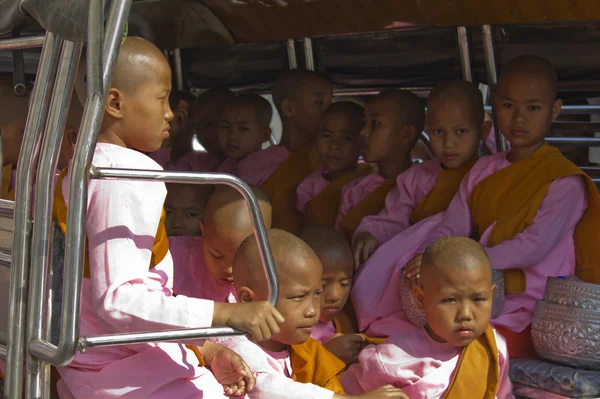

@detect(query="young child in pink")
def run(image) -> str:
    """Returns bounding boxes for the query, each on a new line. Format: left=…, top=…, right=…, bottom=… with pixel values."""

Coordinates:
left=342, top=237, right=514, bottom=399
left=297, top=226, right=365, bottom=366
left=170, top=185, right=271, bottom=303
left=53, top=37, right=285, bottom=399
left=164, top=183, right=213, bottom=237
left=296, top=101, right=372, bottom=227
left=217, top=93, right=290, bottom=186
left=218, top=229, right=409, bottom=399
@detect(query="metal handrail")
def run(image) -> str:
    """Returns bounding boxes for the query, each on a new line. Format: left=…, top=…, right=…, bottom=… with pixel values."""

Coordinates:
left=5, top=31, right=61, bottom=399
left=0, top=35, right=45, bottom=51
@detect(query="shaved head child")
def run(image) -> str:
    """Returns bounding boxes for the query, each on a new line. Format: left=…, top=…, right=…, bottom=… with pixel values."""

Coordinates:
left=404, top=55, right=600, bottom=358
left=219, top=229, right=409, bottom=399
left=342, top=237, right=514, bottom=398
left=216, top=93, right=290, bottom=186
left=353, top=80, right=485, bottom=267
left=53, top=37, right=284, bottom=398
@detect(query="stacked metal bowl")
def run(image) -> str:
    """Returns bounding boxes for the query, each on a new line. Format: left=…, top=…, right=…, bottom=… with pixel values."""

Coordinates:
left=532, top=277, right=600, bottom=370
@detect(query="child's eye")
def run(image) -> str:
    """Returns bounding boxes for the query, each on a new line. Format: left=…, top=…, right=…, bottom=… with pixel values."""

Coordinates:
left=371, top=120, right=380, bottom=127
left=502, top=102, right=514, bottom=109
left=529, top=105, right=541, bottom=111
left=210, top=251, right=223, bottom=260
left=290, top=295, right=305, bottom=300
left=431, top=128, right=443, bottom=135
left=474, top=297, right=487, bottom=303
left=315, top=290, right=323, bottom=297
left=441, top=298, right=456, bottom=303
left=343, top=135, right=354, bottom=141
left=186, top=212, right=199, bottom=218
left=240, top=126, right=250, bottom=131
left=319, top=132, right=331, bottom=139
left=340, top=282, right=351, bottom=288
left=457, top=128, right=467, bottom=135
left=220, top=123, right=230, bottom=129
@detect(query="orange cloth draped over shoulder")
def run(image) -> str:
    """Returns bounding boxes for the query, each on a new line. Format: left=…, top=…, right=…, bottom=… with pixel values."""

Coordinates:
left=469, top=144, right=600, bottom=295
left=304, top=164, right=375, bottom=228
left=185, top=345, right=207, bottom=367
left=338, top=176, right=398, bottom=242
left=442, top=325, right=499, bottom=399
left=52, top=168, right=170, bottom=279
left=332, top=315, right=384, bottom=346
left=410, top=159, right=476, bottom=225
left=290, top=337, right=346, bottom=394
left=1, top=163, right=15, bottom=201
left=261, top=146, right=322, bottom=233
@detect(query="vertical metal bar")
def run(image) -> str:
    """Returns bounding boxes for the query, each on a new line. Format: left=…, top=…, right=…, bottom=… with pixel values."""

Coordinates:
left=173, top=48, right=183, bottom=91
left=26, top=39, right=82, bottom=399
left=286, top=39, right=297, bottom=69
left=5, top=31, right=61, bottom=399
left=27, top=0, right=132, bottom=367
left=456, top=26, right=472, bottom=82
left=303, top=38, right=314, bottom=71
left=12, top=32, right=28, bottom=97
left=482, top=25, right=508, bottom=152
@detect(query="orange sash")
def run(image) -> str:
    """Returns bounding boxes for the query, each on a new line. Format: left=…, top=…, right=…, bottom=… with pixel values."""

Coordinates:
left=410, top=160, right=476, bottom=225
left=52, top=169, right=170, bottom=278
left=469, top=144, right=600, bottom=294
left=1, top=163, right=15, bottom=201
left=304, top=164, right=375, bottom=228
left=290, top=337, right=346, bottom=394
left=442, top=325, right=499, bottom=399
left=261, top=146, right=322, bottom=233
left=338, top=176, right=398, bottom=242
left=331, top=317, right=386, bottom=346
left=185, top=345, right=207, bottom=367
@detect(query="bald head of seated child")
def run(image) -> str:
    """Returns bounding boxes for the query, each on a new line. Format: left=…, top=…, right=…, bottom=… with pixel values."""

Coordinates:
left=317, top=101, right=364, bottom=180
left=202, top=185, right=272, bottom=286
left=219, top=93, right=272, bottom=160
left=427, top=80, right=485, bottom=169
left=164, top=183, right=214, bottom=236
left=341, top=237, right=513, bottom=398
left=362, top=90, right=425, bottom=179
left=193, top=88, right=234, bottom=157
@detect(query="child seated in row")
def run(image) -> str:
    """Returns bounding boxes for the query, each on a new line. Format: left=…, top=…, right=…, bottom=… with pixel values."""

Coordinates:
left=352, top=80, right=485, bottom=266
left=217, top=93, right=290, bottom=186
left=170, top=185, right=272, bottom=303
left=297, top=226, right=363, bottom=365
left=220, top=228, right=409, bottom=399
left=262, top=70, right=333, bottom=233
left=404, top=55, right=600, bottom=358
left=296, top=101, right=373, bottom=228
left=164, top=183, right=213, bottom=236
left=54, top=36, right=284, bottom=398
left=342, top=237, right=514, bottom=399
left=336, top=90, right=424, bottom=242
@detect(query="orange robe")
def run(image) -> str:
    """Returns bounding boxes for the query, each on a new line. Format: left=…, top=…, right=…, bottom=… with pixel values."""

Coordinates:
left=291, top=337, right=346, bottom=394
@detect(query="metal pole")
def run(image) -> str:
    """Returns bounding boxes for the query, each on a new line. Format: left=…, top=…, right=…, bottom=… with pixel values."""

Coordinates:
left=456, top=26, right=472, bottom=82
left=303, top=38, right=314, bottom=71
left=482, top=24, right=508, bottom=152
left=27, top=0, right=133, bottom=367
left=0, top=35, right=45, bottom=51
left=174, top=48, right=183, bottom=91
left=5, top=31, right=61, bottom=399
left=545, top=137, right=600, bottom=146
left=286, top=39, right=297, bottom=69
left=26, top=39, right=82, bottom=399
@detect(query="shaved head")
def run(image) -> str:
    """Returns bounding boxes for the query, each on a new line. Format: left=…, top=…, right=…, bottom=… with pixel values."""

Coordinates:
left=296, top=226, right=352, bottom=274
left=499, top=56, right=558, bottom=100
left=374, top=90, right=425, bottom=135
left=195, top=87, right=234, bottom=108
left=226, top=93, right=273, bottom=129
left=428, top=80, right=484, bottom=126
left=111, top=37, right=169, bottom=95
left=234, top=228, right=320, bottom=299
left=421, top=236, right=491, bottom=283
left=272, top=69, right=331, bottom=113
left=322, top=101, right=364, bottom=130
left=204, top=184, right=271, bottom=231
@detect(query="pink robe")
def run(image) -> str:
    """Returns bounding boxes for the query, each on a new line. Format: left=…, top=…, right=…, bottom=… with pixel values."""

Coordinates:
left=169, top=235, right=236, bottom=303
left=216, top=145, right=291, bottom=187
left=148, top=147, right=219, bottom=172
left=296, top=169, right=331, bottom=213
left=310, top=321, right=336, bottom=343
left=340, top=327, right=514, bottom=399
left=56, top=143, right=236, bottom=399
left=350, top=160, right=443, bottom=243
left=414, top=151, right=587, bottom=333
left=217, top=336, right=335, bottom=399
left=335, top=173, right=384, bottom=229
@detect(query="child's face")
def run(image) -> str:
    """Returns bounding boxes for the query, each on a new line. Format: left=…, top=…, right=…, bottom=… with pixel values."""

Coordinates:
left=361, top=98, right=409, bottom=164
left=427, top=99, right=482, bottom=169
left=316, top=111, right=361, bottom=176
left=495, top=74, right=562, bottom=151
left=202, top=223, right=250, bottom=286
left=271, top=257, right=323, bottom=345
left=192, top=100, right=226, bottom=156
left=319, top=253, right=353, bottom=323
left=219, top=104, right=270, bottom=159
left=414, top=264, right=495, bottom=347
left=289, top=78, right=333, bottom=135
left=121, top=58, right=174, bottom=152
left=164, top=186, right=205, bottom=236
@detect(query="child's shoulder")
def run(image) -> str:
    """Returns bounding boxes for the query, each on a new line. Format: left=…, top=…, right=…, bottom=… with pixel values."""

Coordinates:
left=94, top=143, right=163, bottom=171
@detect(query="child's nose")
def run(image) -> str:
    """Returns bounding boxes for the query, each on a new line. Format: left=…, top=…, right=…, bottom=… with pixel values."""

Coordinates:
left=456, top=304, right=473, bottom=321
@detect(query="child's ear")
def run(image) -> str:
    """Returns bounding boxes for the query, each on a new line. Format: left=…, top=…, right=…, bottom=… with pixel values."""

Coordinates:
left=412, top=282, right=426, bottom=312
left=281, top=99, right=294, bottom=118
left=106, top=88, right=124, bottom=119
left=199, top=219, right=205, bottom=235
left=491, top=283, right=497, bottom=297
left=403, top=126, right=419, bottom=145
left=66, top=128, right=78, bottom=150
left=551, top=98, right=563, bottom=121
left=238, top=286, right=255, bottom=303
left=263, top=127, right=272, bottom=143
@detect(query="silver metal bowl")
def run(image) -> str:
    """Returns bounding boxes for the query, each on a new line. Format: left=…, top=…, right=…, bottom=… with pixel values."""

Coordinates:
left=544, top=277, right=600, bottom=311
left=399, top=270, right=505, bottom=328
left=532, top=301, right=600, bottom=370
